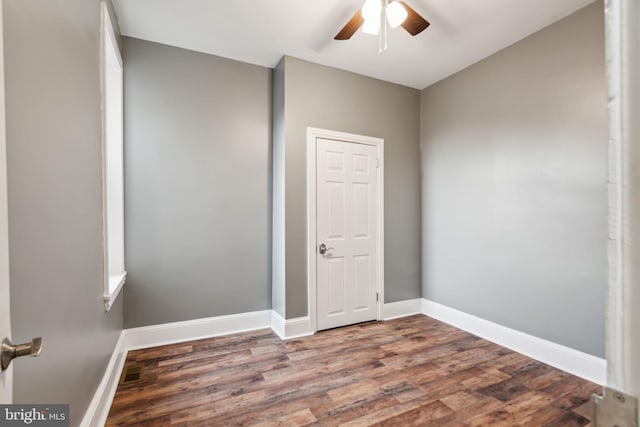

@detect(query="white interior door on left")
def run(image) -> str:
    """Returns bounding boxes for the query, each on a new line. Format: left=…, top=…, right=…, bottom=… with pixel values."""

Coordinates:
left=0, top=0, right=13, bottom=404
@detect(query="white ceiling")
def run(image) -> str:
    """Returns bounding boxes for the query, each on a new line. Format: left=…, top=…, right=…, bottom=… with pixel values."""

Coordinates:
left=112, top=0, right=595, bottom=90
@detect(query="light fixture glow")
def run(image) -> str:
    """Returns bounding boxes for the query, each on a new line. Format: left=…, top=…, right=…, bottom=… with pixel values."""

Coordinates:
left=361, top=0, right=381, bottom=35
left=362, top=16, right=380, bottom=35
left=361, top=0, right=381, bottom=22
left=386, top=1, right=408, bottom=28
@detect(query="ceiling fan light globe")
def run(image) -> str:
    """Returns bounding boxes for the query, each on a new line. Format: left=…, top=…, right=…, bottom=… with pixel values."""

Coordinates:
left=361, top=0, right=382, bottom=22
left=386, top=1, right=408, bottom=28
left=362, top=18, right=380, bottom=35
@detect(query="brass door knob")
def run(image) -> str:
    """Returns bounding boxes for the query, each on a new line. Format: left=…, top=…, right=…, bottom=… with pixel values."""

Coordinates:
left=1, top=337, right=43, bottom=371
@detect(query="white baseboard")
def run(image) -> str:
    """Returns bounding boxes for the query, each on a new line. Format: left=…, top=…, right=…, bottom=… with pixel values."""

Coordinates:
left=124, top=310, right=272, bottom=351
left=421, top=299, right=606, bottom=385
left=283, top=316, right=313, bottom=339
left=79, top=332, right=127, bottom=427
left=271, top=311, right=314, bottom=340
left=270, top=310, right=285, bottom=339
left=383, top=298, right=423, bottom=320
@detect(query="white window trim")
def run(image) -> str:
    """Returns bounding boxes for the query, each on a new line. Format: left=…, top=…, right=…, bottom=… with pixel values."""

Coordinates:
left=106, top=271, right=126, bottom=311
left=101, top=2, right=126, bottom=312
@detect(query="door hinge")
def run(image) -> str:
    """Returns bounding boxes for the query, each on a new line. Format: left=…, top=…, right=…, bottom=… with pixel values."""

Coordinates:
left=376, top=292, right=379, bottom=302
left=593, top=387, right=638, bottom=427
left=376, top=158, right=379, bottom=169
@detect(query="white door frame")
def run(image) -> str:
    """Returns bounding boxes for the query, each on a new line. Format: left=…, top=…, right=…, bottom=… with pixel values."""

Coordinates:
left=604, top=0, right=640, bottom=412
left=306, top=127, right=384, bottom=333
left=0, top=0, right=13, bottom=404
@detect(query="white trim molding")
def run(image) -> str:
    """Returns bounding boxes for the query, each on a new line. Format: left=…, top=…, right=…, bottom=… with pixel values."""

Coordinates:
left=421, top=299, right=607, bottom=385
left=100, top=1, right=126, bottom=313
left=124, top=310, right=272, bottom=351
left=103, top=271, right=126, bottom=312
left=270, top=310, right=285, bottom=339
left=306, top=127, right=385, bottom=332
left=604, top=0, right=640, bottom=401
left=79, top=332, right=127, bottom=427
left=283, top=317, right=313, bottom=340
left=270, top=311, right=314, bottom=340
left=383, top=299, right=423, bottom=320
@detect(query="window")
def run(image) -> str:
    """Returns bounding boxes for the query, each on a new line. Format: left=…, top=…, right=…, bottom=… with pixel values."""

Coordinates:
left=102, top=2, right=126, bottom=311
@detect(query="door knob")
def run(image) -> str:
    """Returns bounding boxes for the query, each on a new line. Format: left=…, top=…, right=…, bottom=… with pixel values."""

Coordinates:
left=319, top=243, right=334, bottom=255
left=1, top=337, right=43, bottom=371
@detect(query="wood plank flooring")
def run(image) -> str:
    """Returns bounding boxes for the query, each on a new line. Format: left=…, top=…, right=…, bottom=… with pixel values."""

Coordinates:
left=106, top=315, right=600, bottom=426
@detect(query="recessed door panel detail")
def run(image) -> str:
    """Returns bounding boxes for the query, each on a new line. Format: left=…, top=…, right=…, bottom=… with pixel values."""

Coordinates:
left=328, top=182, right=345, bottom=239
left=317, top=137, right=379, bottom=331
left=353, top=183, right=369, bottom=239
left=352, top=153, right=369, bottom=174
left=353, top=255, right=370, bottom=311
left=327, top=258, right=346, bottom=315
left=327, top=151, right=344, bottom=171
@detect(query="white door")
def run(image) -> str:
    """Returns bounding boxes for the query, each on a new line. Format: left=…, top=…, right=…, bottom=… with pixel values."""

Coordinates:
left=0, top=0, right=13, bottom=403
left=316, top=138, right=379, bottom=330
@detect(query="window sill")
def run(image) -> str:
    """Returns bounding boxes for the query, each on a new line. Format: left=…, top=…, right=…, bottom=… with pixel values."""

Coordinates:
left=104, top=271, right=126, bottom=312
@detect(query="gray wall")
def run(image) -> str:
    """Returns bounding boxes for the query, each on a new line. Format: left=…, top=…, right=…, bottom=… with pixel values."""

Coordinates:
left=282, top=57, right=422, bottom=318
left=123, top=38, right=272, bottom=327
left=420, top=1, right=606, bottom=357
left=4, top=0, right=123, bottom=425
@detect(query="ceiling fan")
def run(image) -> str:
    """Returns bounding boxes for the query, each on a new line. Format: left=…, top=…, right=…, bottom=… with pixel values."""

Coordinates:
left=334, top=0, right=430, bottom=52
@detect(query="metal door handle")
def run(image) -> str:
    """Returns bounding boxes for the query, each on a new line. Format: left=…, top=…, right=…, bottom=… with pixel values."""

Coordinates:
left=319, top=243, right=334, bottom=255
left=1, top=337, right=43, bottom=371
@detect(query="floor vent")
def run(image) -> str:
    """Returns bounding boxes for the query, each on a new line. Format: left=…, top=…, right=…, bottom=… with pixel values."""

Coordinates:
left=119, top=362, right=143, bottom=385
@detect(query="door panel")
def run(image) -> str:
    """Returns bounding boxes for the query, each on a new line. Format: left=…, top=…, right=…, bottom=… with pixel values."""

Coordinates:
left=328, top=182, right=345, bottom=238
left=317, top=138, right=378, bottom=330
left=353, top=255, right=370, bottom=310
left=0, top=1, right=13, bottom=403
left=327, top=258, right=346, bottom=315
left=353, top=183, right=369, bottom=237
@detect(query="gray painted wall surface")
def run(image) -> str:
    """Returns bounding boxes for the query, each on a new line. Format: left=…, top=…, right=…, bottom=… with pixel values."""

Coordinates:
left=4, top=0, right=123, bottom=425
left=123, top=38, right=272, bottom=327
left=283, top=57, right=421, bottom=318
left=420, top=2, right=606, bottom=357
left=272, top=59, right=286, bottom=317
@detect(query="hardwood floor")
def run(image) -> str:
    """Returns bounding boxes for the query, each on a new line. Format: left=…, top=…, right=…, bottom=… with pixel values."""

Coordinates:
left=106, top=315, right=600, bottom=426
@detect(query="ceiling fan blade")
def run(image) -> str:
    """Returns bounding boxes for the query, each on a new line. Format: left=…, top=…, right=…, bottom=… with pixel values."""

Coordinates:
left=399, top=1, right=430, bottom=36
left=334, top=10, right=365, bottom=40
